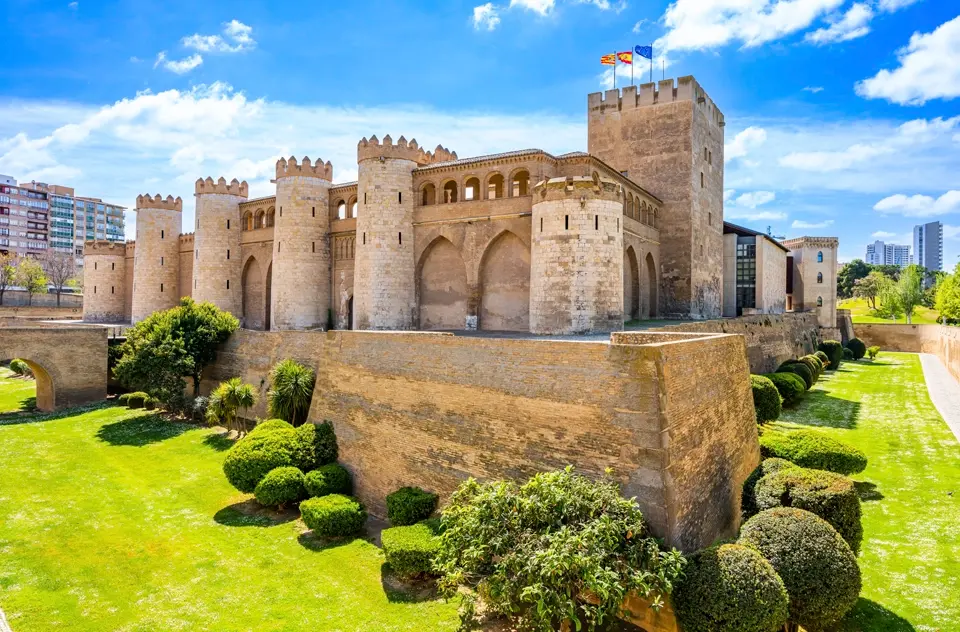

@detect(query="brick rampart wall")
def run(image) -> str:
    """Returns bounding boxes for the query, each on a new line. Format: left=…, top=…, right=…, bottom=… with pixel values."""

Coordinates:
left=855, top=324, right=960, bottom=383
left=0, top=290, right=83, bottom=308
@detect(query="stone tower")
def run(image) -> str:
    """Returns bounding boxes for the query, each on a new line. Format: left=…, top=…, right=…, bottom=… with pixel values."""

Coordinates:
left=271, top=156, right=333, bottom=330
left=192, top=177, right=247, bottom=317
left=82, top=241, right=126, bottom=323
left=530, top=175, right=624, bottom=334
left=588, top=76, right=725, bottom=319
left=131, top=194, right=183, bottom=323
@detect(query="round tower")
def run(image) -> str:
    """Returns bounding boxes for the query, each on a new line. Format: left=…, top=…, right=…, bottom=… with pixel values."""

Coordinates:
left=530, top=175, right=624, bottom=334
left=82, top=241, right=126, bottom=323
left=271, top=156, right=333, bottom=330
left=131, top=194, right=183, bottom=323
left=354, top=135, right=452, bottom=330
left=192, top=177, right=247, bottom=317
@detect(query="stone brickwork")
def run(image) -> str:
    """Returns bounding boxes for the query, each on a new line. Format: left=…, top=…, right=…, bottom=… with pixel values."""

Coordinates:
left=530, top=176, right=624, bottom=334
left=192, top=178, right=247, bottom=317
left=855, top=323, right=960, bottom=384
left=82, top=241, right=126, bottom=323
left=272, top=158, right=332, bottom=330
left=178, top=234, right=194, bottom=301
left=131, top=195, right=183, bottom=323
left=784, top=236, right=838, bottom=328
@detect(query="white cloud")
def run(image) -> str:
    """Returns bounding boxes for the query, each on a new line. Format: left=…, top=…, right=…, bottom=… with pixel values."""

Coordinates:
left=874, top=191, right=960, bottom=217
left=473, top=3, right=501, bottom=30
left=871, top=231, right=897, bottom=238
left=632, top=19, right=647, bottom=33
left=803, top=86, right=824, bottom=93
left=129, top=56, right=142, bottom=63
left=735, top=191, right=776, bottom=208
left=725, top=126, right=767, bottom=161
left=805, top=2, right=873, bottom=45
left=154, top=52, right=203, bottom=75
left=944, top=224, right=960, bottom=241
left=856, top=16, right=960, bottom=106
left=68, top=1, right=78, bottom=8
left=182, top=19, right=256, bottom=53
left=510, top=0, right=555, bottom=14
left=877, top=0, right=922, bottom=11
left=792, top=219, right=834, bottom=228
left=727, top=209, right=788, bottom=221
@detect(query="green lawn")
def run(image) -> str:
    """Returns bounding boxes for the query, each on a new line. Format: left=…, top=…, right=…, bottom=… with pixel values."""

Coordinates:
left=839, top=298, right=940, bottom=325
left=0, top=404, right=458, bottom=631
left=773, top=353, right=960, bottom=632
left=0, top=366, right=36, bottom=413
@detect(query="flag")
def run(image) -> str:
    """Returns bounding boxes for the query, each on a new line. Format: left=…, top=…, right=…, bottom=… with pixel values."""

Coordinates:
left=617, top=51, right=633, bottom=64
left=600, top=53, right=616, bottom=66
left=635, top=45, right=653, bottom=59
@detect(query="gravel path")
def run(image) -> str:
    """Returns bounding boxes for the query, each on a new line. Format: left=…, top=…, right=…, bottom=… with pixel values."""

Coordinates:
left=0, top=607, right=10, bottom=632
left=920, top=353, right=960, bottom=443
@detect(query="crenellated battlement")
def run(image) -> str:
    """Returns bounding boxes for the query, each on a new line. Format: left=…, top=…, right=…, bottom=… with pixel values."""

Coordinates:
left=276, top=156, right=333, bottom=181
left=82, top=240, right=126, bottom=256
left=125, top=241, right=136, bottom=254
left=136, top=194, right=183, bottom=212
left=588, top=76, right=724, bottom=128
left=534, top=175, right=623, bottom=202
left=179, top=233, right=195, bottom=245
left=194, top=177, right=249, bottom=197
left=357, top=135, right=458, bottom=166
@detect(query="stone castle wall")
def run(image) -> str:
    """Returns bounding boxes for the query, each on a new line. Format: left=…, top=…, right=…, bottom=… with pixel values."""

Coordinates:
left=82, top=242, right=126, bottom=323
left=854, top=323, right=960, bottom=384
left=131, top=207, right=181, bottom=322
left=0, top=290, right=82, bottom=309
left=193, top=183, right=246, bottom=317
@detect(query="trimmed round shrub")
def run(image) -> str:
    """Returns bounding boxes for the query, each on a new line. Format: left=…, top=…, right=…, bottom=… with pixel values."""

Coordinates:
left=293, top=421, right=338, bottom=471
left=249, top=418, right=294, bottom=436
left=762, top=372, right=805, bottom=404
left=673, top=543, right=789, bottom=632
left=777, top=361, right=813, bottom=390
left=300, top=494, right=367, bottom=537
left=739, top=508, right=861, bottom=630
left=759, top=429, right=867, bottom=475
left=867, top=346, right=880, bottom=360
left=381, top=521, right=441, bottom=579
left=814, top=350, right=830, bottom=366
left=818, top=340, right=844, bottom=370
left=222, top=427, right=299, bottom=492
left=386, top=486, right=439, bottom=526
left=9, top=359, right=32, bottom=377
left=122, top=392, right=148, bottom=409
left=750, top=375, right=782, bottom=423
left=846, top=338, right=866, bottom=360
left=802, top=354, right=824, bottom=377
left=144, top=396, right=158, bottom=411
left=304, top=463, right=352, bottom=498
left=755, top=466, right=863, bottom=553
left=254, top=466, right=305, bottom=508
left=742, top=458, right=798, bottom=519
left=843, top=347, right=855, bottom=361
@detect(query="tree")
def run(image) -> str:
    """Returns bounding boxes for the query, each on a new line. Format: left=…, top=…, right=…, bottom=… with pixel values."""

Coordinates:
left=14, top=258, right=48, bottom=306
left=853, top=271, right=888, bottom=309
left=873, top=264, right=903, bottom=281
left=935, top=264, right=960, bottom=324
left=267, top=359, right=316, bottom=427
left=876, top=274, right=903, bottom=320
left=41, top=251, right=76, bottom=307
left=163, top=297, right=239, bottom=396
left=897, top=265, right=925, bottom=324
left=207, top=377, right=257, bottom=435
left=837, top=259, right=870, bottom=299
left=0, top=253, right=16, bottom=306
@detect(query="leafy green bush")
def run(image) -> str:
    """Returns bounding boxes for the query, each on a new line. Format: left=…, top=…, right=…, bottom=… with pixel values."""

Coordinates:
left=434, top=468, right=685, bottom=632
left=846, top=338, right=866, bottom=360
left=304, top=463, right=352, bottom=497
left=249, top=418, right=294, bottom=436
left=144, top=396, right=158, bottom=411
left=754, top=466, right=863, bottom=553
left=254, top=466, right=305, bottom=508
left=777, top=361, right=813, bottom=390
left=122, top=392, right=148, bottom=409
left=741, top=458, right=798, bottom=519
left=9, top=359, right=32, bottom=377
left=761, top=372, right=805, bottom=404
left=867, top=346, right=880, bottom=360
left=750, top=375, right=782, bottom=423
left=760, top=429, right=867, bottom=475
left=802, top=354, right=824, bottom=377
left=739, top=508, right=861, bottom=630
left=843, top=347, right=854, bottom=360
left=222, top=427, right=299, bottom=493
left=814, top=350, right=830, bottom=367
left=267, top=359, right=316, bottom=427
left=381, top=521, right=441, bottom=579
left=387, top=486, right=439, bottom=526
left=818, top=340, right=844, bottom=370
left=292, top=421, right=338, bottom=471
left=300, top=494, right=367, bottom=537
left=673, top=543, right=788, bottom=632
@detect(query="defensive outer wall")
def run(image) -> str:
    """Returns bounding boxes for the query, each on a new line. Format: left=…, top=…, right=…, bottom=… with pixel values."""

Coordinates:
left=203, top=328, right=761, bottom=552
left=854, top=324, right=960, bottom=383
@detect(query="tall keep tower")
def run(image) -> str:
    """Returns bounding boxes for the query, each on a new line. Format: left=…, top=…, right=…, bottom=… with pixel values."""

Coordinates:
left=588, top=76, right=725, bottom=319
left=131, top=194, right=183, bottom=323
left=193, top=177, right=247, bottom=317
left=82, top=241, right=126, bottom=323
left=530, top=176, right=624, bottom=334
left=271, top=157, right=333, bottom=330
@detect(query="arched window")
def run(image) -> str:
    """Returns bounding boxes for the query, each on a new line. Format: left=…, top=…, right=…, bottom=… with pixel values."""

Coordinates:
left=336, top=201, right=346, bottom=219
left=626, top=196, right=634, bottom=219
left=443, top=180, right=458, bottom=204
left=817, top=251, right=824, bottom=263
left=347, top=196, right=358, bottom=218
left=464, top=177, right=481, bottom=201
left=817, top=296, right=823, bottom=307
left=817, top=272, right=823, bottom=284
left=511, top=170, right=529, bottom=197
left=255, top=210, right=265, bottom=229
left=487, top=173, right=505, bottom=200
left=265, top=207, right=275, bottom=227
left=421, top=183, right=436, bottom=206
left=242, top=211, right=253, bottom=231
left=653, top=208, right=659, bottom=229
left=641, top=203, right=648, bottom=225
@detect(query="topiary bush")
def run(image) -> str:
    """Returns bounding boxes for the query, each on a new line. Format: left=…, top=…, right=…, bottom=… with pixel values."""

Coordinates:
left=818, top=340, right=844, bottom=370
left=867, top=346, right=880, bottom=360
left=304, top=463, right=352, bottom=498
left=123, top=392, right=148, bottom=409
left=254, top=466, right=305, bottom=509
left=777, top=361, right=813, bottom=390
left=741, top=457, right=798, bottom=519
left=300, top=494, right=367, bottom=537
left=846, top=338, right=866, bottom=360
left=222, top=427, right=299, bottom=493
left=754, top=466, right=863, bottom=553
left=293, top=421, right=338, bottom=471
left=387, top=486, right=439, bottom=526
left=750, top=375, right=782, bottom=423
left=381, top=521, right=442, bottom=579
left=144, top=396, right=158, bottom=411
left=843, top=347, right=854, bottom=361
left=9, top=359, right=32, bottom=377
left=760, top=429, right=867, bottom=475
left=802, top=354, right=824, bottom=377
left=249, top=418, right=295, bottom=437
left=739, top=508, right=861, bottom=630
left=673, top=543, right=789, bottom=632
left=762, top=372, right=806, bottom=404
left=814, top=350, right=830, bottom=367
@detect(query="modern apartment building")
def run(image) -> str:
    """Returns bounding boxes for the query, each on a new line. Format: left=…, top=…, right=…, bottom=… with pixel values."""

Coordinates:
left=913, top=221, right=943, bottom=275
left=865, top=240, right=912, bottom=267
left=0, top=177, right=51, bottom=258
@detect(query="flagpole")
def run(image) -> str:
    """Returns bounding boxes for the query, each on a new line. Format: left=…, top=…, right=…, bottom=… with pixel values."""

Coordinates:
left=613, top=51, right=616, bottom=89
left=631, top=54, right=634, bottom=86
left=649, top=44, right=653, bottom=83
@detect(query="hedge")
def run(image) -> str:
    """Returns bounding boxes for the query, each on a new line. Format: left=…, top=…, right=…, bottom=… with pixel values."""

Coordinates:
left=761, top=372, right=806, bottom=404
left=818, top=340, right=844, bottom=370
left=254, top=466, right=306, bottom=508
left=741, top=458, right=798, bottom=519
left=846, top=338, right=866, bottom=360
left=754, top=466, right=863, bottom=553
left=750, top=375, right=782, bottom=423
left=759, top=429, right=867, bottom=475
left=249, top=419, right=295, bottom=436
left=803, top=354, right=824, bottom=377
left=673, top=543, right=789, bottom=632
left=777, top=362, right=813, bottom=390
left=293, top=421, right=338, bottom=472
left=814, top=350, right=830, bottom=367
left=843, top=347, right=854, bottom=361
left=381, top=521, right=441, bottom=579
left=120, top=392, right=148, bottom=409
left=300, top=494, right=367, bottom=537
left=739, top=508, right=861, bottom=630
left=222, top=427, right=300, bottom=493
left=304, top=463, right=352, bottom=498
left=386, top=486, right=439, bottom=526
left=867, top=346, right=880, bottom=360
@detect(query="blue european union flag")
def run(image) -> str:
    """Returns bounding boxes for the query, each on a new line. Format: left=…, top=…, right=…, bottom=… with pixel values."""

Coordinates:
left=635, top=45, right=653, bottom=60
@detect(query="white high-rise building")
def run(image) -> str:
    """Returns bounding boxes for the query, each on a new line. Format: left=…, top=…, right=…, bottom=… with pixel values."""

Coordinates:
left=865, top=240, right=912, bottom=267
left=913, top=222, right=943, bottom=274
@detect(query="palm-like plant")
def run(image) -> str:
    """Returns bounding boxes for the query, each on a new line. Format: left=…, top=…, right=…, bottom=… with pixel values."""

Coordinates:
left=267, top=359, right=316, bottom=427
left=207, top=377, right=257, bottom=435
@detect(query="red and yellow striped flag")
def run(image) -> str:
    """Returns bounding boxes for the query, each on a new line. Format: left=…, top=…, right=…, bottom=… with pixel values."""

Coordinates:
left=600, top=53, right=616, bottom=66
left=617, top=51, right=633, bottom=64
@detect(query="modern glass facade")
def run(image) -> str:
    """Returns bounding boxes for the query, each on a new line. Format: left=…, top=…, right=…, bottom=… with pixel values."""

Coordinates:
left=735, top=237, right=757, bottom=315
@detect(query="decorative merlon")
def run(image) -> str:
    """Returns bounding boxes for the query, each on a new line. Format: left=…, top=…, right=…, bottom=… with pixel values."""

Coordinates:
left=276, top=156, right=333, bottom=181
left=82, top=240, right=126, bottom=256
left=357, top=134, right=457, bottom=166
left=534, top=175, right=623, bottom=202
left=136, top=194, right=183, bottom=212
left=194, top=177, right=249, bottom=197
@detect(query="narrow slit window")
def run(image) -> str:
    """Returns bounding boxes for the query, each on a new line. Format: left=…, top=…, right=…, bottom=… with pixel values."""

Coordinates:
left=363, top=232, right=366, bottom=245
left=399, top=192, right=402, bottom=203
left=94, top=262, right=97, bottom=270
left=111, top=262, right=115, bottom=270
left=399, top=232, right=402, bottom=245
left=226, top=249, right=230, bottom=260
left=312, top=242, right=316, bottom=253
left=312, top=206, right=315, bottom=217
left=595, top=215, right=599, bottom=230
left=565, top=215, right=569, bottom=230
left=226, top=279, right=230, bottom=290
left=161, top=230, right=164, bottom=239
left=94, top=286, right=97, bottom=294
left=280, top=207, right=282, bottom=217
left=160, top=256, right=164, bottom=266
left=227, top=219, right=230, bottom=230
left=540, top=217, right=543, bottom=232
left=700, top=172, right=704, bottom=188
left=160, top=283, right=164, bottom=292
left=111, top=286, right=114, bottom=294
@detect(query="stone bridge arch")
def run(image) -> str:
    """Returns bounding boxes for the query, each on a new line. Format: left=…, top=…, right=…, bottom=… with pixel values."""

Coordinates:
left=0, top=323, right=108, bottom=411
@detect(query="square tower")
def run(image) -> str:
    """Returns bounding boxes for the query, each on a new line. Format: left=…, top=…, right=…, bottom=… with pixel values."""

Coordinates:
left=783, top=236, right=839, bottom=328
left=588, top=76, right=725, bottom=318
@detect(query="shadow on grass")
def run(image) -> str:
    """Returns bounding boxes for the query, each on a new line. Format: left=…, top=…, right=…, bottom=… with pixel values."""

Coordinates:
left=95, top=414, right=197, bottom=446
left=202, top=431, right=234, bottom=452
left=780, top=388, right=862, bottom=430
left=832, top=598, right=916, bottom=631
left=0, top=400, right=114, bottom=426
left=854, top=481, right=884, bottom=502
left=214, top=499, right=299, bottom=527
left=380, top=563, right=440, bottom=603
left=17, top=396, right=37, bottom=412
left=297, top=531, right=360, bottom=553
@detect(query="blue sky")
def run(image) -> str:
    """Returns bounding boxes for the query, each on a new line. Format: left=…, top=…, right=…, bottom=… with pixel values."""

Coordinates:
left=1, top=0, right=958, bottom=266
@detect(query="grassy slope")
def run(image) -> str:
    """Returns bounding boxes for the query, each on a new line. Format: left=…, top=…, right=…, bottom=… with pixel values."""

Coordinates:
left=0, top=405, right=458, bottom=631
left=839, top=298, right=940, bottom=325
left=773, top=354, right=960, bottom=632
left=0, top=366, right=36, bottom=413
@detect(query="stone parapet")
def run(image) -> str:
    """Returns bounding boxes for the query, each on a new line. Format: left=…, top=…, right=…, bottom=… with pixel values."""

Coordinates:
left=276, top=156, right=333, bottom=181
left=588, top=76, right=724, bottom=129
left=357, top=135, right=456, bottom=166
left=136, top=194, right=182, bottom=212
left=195, top=177, right=248, bottom=198
left=82, top=240, right=126, bottom=256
